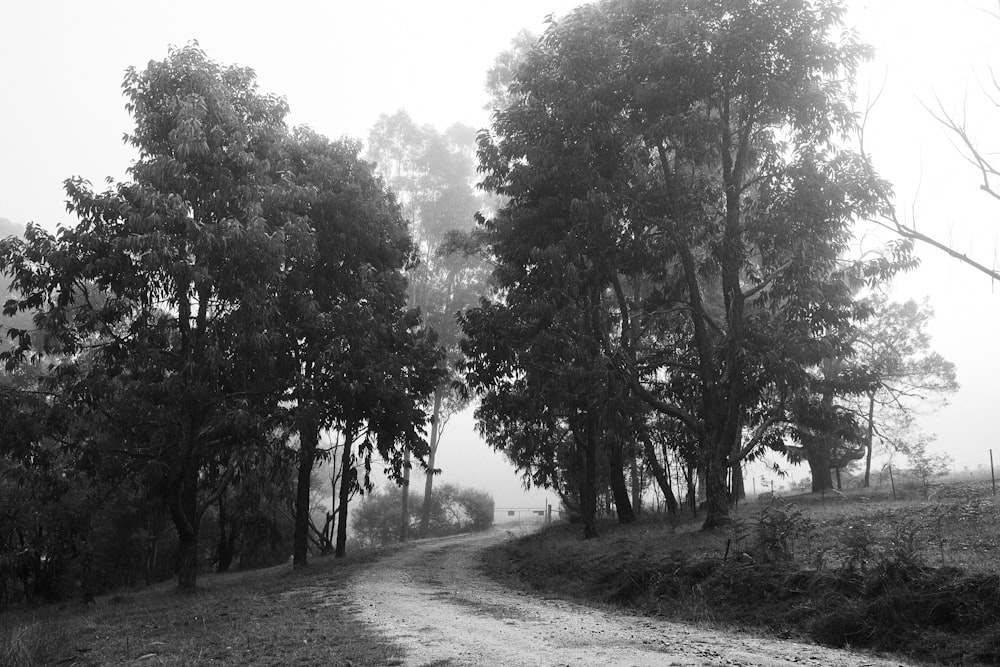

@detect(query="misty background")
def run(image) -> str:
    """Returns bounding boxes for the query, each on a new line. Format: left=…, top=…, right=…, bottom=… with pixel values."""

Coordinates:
left=2, top=0, right=998, bottom=508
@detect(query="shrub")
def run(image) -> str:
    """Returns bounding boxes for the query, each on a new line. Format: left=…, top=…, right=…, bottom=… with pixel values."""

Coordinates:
left=352, top=483, right=494, bottom=547
left=0, top=618, right=65, bottom=667
left=752, top=503, right=812, bottom=563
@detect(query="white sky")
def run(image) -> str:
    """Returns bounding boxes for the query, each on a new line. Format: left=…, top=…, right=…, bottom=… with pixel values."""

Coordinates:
left=1, top=1, right=998, bottom=506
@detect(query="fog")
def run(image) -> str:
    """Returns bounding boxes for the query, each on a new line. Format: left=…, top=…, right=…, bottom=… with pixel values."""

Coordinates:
left=1, top=0, right=998, bottom=505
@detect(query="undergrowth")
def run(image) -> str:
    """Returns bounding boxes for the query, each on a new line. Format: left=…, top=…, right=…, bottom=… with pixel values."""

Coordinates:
left=0, top=546, right=403, bottom=666
left=484, top=484, right=1000, bottom=666
left=0, top=617, right=66, bottom=667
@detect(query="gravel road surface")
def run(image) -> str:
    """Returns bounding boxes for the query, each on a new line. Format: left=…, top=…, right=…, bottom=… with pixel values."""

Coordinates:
left=348, top=527, right=911, bottom=667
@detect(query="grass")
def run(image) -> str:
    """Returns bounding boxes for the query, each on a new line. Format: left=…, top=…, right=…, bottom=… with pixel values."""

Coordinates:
left=0, top=547, right=406, bottom=666
left=4, top=481, right=996, bottom=665
left=481, top=480, right=1000, bottom=666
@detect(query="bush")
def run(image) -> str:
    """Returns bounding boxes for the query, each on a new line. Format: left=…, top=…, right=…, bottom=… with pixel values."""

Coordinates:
left=905, top=440, right=953, bottom=498
left=352, top=483, right=494, bottom=547
left=0, top=618, right=66, bottom=667
left=752, top=503, right=812, bottom=563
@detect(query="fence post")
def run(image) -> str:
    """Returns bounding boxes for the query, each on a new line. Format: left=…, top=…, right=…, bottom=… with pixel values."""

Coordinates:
left=991, top=450, right=996, bottom=497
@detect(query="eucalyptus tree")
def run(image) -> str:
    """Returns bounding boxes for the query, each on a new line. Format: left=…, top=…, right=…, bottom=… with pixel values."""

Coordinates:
left=366, top=111, right=488, bottom=538
left=470, top=0, right=904, bottom=529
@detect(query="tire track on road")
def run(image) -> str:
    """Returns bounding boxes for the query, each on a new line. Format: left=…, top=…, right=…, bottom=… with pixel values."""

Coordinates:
left=348, top=528, right=909, bottom=667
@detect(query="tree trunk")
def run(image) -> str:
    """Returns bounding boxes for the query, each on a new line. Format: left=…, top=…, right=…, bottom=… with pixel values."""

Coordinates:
left=702, top=390, right=744, bottom=529
left=606, top=435, right=635, bottom=524
left=807, top=441, right=834, bottom=492
left=176, top=529, right=198, bottom=591
left=701, top=439, right=732, bottom=529
left=400, top=445, right=410, bottom=542
left=293, top=415, right=319, bottom=567
left=629, top=456, right=642, bottom=515
left=642, top=435, right=677, bottom=514
left=325, top=455, right=338, bottom=552
left=335, top=426, right=356, bottom=558
left=419, top=383, right=445, bottom=536
left=686, top=464, right=697, bottom=515
left=863, top=393, right=875, bottom=488
left=216, top=495, right=237, bottom=573
left=580, top=412, right=599, bottom=539
left=730, top=462, right=745, bottom=502
left=168, top=454, right=201, bottom=592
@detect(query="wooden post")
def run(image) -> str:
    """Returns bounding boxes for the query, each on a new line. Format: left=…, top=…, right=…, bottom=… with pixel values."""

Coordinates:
left=991, top=450, right=996, bottom=497
left=888, top=465, right=897, bottom=501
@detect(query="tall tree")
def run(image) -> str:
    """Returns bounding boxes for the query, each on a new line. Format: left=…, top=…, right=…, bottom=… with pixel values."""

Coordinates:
left=462, top=282, right=635, bottom=537
left=786, top=354, right=871, bottom=492
left=329, top=313, right=441, bottom=558
left=1, top=44, right=294, bottom=590
left=267, top=127, right=437, bottom=567
left=366, top=111, right=488, bottom=538
left=470, top=0, right=901, bottom=530
left=852, top=295, right=958, bottom=486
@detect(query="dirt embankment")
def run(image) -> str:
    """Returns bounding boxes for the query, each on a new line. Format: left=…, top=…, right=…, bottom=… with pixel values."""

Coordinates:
left=348, top=528, right=908, bottom=667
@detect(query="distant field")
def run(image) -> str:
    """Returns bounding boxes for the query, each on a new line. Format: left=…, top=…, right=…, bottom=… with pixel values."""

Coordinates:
left=482, top=480, right=1000, bottom=666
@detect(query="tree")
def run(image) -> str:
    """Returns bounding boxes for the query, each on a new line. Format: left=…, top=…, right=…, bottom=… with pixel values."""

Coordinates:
left=484, top=29, right=538, bottom=115
left=1, top=44, right=295, bottom=591
left=0, top=218, right=32, bottom=342
left=906, top=436, right=953, bottom=496
left=786, top=355, right=871, bottom=493
left=0, top=218, right=22, bottom=242
left=852, top=295, right=958, bottom=487
left=328, top=302, right=442, bottom=558
left=267, top=127, right=438, bottom=567
left=366, top=111, right=488, bottom=539
left=208, top=434, right=296, bottom=572
left=0, top=354, right=184, bottom=602
left=469, top=0, right=897, bottom=530
left=779, top=293, right=957, bottom=492
left=1, top=45, right=441, bottom=588
left=462, top=290, right=636, bottom=537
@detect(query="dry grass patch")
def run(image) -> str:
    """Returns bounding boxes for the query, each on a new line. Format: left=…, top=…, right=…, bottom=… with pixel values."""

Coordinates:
left=1, top=548, right=405, bottom=666
left=483, top=482, right=1000, bottom=666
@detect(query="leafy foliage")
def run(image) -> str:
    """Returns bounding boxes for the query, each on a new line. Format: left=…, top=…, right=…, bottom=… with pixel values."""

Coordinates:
left=464, top=0, right=907, bottom=530
left=0, top=44, right=440, bottom=589
left=351, top=483, right=494, bottom=547
left=366, top=110, right=490, bottom=536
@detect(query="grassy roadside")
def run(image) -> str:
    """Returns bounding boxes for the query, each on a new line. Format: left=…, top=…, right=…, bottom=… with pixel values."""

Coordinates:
left=1, top=546, right=405, bottom=667
left=482, top=482, right=1000, bottom=666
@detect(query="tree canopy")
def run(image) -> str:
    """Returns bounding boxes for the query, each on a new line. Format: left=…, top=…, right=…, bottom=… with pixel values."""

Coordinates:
left=1, top=44, right=439, bottom=590
left=366, top=110, right=489, bottom=538
left=463, top=0, right=913, bottom=531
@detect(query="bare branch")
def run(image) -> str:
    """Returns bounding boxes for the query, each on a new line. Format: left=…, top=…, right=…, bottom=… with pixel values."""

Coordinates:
left=858, top=96, right=1000, bottom=282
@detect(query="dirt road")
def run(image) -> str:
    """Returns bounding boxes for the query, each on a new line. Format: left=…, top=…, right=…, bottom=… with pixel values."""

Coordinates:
left=348, top=527, right=910, bottom=667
